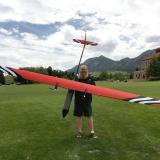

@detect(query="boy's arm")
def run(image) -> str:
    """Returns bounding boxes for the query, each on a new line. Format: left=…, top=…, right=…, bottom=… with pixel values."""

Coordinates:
left=88, top=77, right=96, bottom=86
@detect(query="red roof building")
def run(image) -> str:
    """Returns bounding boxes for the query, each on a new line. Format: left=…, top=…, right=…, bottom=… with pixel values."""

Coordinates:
left=134, top=48, right=160, bottom=81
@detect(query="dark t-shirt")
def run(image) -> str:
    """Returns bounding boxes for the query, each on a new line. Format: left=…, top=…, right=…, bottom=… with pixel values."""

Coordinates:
left=74, top=76, right=96, bottom=105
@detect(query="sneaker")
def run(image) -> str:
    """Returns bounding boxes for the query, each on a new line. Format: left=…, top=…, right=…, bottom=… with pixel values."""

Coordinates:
left=89, top=131, right=98, bottom=139
left=76, top=131, right=82, bottom=138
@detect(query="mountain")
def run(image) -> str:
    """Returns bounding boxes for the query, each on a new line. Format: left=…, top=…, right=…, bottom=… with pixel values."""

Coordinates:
left=67, top=49, right=154, bottom=72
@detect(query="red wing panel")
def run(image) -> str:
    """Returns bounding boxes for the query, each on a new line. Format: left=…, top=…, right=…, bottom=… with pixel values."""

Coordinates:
left=10, top=68, right=160, bottom=107
left=11, top=68, right=138, bottom=99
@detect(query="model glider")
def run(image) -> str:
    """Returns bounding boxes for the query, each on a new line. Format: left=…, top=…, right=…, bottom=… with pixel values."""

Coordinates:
left=2, top=67, right=160, bottom=107
left=73, top=39, right=98, bottom=46
left=62, top=33, right=98, bottom=117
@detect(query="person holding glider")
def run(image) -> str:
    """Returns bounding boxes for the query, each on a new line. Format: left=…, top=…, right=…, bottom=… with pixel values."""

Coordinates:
left=74, top=65, right=97, bottom=138
left=62, top=33, right=98, bottom=118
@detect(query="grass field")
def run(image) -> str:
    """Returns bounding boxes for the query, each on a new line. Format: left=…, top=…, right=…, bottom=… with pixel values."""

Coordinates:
left=0, top=81, right=160, bottom=160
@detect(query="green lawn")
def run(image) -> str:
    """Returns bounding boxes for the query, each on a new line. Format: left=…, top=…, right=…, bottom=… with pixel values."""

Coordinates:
left=0, top=81, right=160, bottom=160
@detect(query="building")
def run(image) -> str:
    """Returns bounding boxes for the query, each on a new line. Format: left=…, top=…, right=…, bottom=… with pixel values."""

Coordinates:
left=134, top=48, right=160, bottom=81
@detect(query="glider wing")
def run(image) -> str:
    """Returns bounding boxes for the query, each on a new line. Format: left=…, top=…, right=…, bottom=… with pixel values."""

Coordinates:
left=5, top=67, right=160, bottom=107
left=73, top=39, right=98, bottom=46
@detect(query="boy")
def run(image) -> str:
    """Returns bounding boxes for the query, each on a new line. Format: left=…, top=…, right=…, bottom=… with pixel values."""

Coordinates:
left=74, top=65, right=97, bottom=138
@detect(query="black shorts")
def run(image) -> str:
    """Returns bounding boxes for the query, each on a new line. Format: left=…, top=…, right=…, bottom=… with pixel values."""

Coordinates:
left=74, top=102, right=92, bottom=117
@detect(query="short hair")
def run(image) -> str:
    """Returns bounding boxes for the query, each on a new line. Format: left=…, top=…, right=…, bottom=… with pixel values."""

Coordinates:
left=80, top=65, right=88, bottom=71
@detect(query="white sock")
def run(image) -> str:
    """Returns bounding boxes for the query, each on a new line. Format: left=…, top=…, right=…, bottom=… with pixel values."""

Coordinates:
left=91, top=130, right=95, bottom=134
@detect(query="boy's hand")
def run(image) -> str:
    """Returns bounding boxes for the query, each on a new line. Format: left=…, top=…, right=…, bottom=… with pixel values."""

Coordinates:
left=76, top=73, right=80, bottom=78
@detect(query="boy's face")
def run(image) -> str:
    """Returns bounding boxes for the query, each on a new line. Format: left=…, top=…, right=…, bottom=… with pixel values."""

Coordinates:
left=80, top=68, right=88, bottom=78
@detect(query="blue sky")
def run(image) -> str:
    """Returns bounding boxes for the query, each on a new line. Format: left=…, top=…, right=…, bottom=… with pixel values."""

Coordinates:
left=0, top=0, right=160, bottom=70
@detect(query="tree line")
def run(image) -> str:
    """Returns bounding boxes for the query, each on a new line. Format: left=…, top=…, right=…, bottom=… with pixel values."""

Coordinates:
left=98, top=72, right=131, bottom=81
left=14, top=66, right=75, bottom=84
left=1, top=58, right=160, bottom=85
left=20, top=67, right=132, bottom=82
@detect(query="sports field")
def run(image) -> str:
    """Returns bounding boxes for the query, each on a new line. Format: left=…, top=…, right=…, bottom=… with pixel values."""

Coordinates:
left=0, top=81, right=160, bottom=160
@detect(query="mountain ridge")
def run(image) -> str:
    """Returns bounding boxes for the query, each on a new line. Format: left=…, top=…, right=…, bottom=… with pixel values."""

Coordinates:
left=67, top=49, right=155, bottom=72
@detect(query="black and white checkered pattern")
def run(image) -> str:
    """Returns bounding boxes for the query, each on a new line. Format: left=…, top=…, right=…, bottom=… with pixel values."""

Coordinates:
left=125, top=97, right=160, bottom=105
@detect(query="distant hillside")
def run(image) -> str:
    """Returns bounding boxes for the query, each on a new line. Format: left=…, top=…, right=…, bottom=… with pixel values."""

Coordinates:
left=68, top=49, right=154, bottom=72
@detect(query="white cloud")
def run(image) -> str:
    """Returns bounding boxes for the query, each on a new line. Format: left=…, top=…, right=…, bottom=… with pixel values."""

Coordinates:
left=0, top=25, right=85, bottom=70
left=0, top=0, right=160, bottom=70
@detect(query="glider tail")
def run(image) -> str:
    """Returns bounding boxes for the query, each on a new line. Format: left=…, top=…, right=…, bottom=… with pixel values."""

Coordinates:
left=62, top=90, right=74, bottom=117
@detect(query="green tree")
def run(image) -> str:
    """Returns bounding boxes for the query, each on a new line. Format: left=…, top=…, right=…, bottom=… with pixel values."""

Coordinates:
left=129, top=73, right=133, bottom=79
left=47, top=66, right=52, bottom=76
left=99, top=72, right=108, bottom=80
left=147, top=56, right=160, bottom=77
left=0, top=71, right=5, bottom=84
